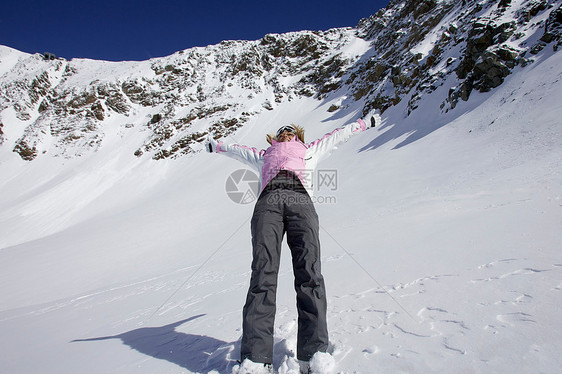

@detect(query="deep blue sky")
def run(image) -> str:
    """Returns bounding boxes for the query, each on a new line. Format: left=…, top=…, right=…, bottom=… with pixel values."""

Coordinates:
left=1, top=0, right=389, bottom=62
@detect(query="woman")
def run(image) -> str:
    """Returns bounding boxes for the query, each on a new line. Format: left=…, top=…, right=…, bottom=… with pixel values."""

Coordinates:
left=206, top=118, right=371, bottom=372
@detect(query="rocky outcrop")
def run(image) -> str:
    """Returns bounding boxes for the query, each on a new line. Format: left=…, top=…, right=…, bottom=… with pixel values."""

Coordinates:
left=0, top=122, right=5, bottom=145
left=352, top=0, right=560, bottom=113
left=448, top=0, right=560, bottom=108
left=536, top=4, right=562, bottom=51
left=352, top=0, right=456, bottom=115
left=12, top=139, right=38, bottom=161
left=22, top=27, right=357, bottom=161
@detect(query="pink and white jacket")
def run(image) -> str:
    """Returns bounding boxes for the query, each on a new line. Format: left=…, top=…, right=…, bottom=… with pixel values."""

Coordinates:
left=215, top=119, right=367, bottom=196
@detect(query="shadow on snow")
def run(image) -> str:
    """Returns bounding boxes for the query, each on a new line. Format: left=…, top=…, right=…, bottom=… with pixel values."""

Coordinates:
left=72, top=315, right=239, bottom=373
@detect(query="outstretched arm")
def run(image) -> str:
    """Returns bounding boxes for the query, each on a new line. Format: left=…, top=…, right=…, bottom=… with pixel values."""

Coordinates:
left=307, top=117, right=375, bottom=160
left=205, top=135, right=264, bottom=171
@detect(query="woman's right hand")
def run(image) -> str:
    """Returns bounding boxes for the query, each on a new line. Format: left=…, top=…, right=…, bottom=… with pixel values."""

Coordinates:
left=205, top=135, right=218, bottom=153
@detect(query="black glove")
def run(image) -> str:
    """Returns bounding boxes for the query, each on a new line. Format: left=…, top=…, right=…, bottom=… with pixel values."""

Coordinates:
left=204, top=135, right=219, bottom=153
left=369, top=113, right=381, bottom=128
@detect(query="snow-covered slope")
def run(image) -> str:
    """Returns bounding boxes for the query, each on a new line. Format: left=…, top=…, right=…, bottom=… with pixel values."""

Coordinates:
left=1, top=0, right=561, bottom=373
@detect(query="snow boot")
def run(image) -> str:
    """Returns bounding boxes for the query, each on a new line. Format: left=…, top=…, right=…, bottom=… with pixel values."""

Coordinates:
left=236, top=359, right=273, bottom=374
left=299, top=360, right=311, bottom=374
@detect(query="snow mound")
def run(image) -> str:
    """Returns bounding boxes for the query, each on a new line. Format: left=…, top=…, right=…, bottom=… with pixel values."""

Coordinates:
left=309, top=352, right=336, bottom=374
left=232, top=359, right=273, bottom=374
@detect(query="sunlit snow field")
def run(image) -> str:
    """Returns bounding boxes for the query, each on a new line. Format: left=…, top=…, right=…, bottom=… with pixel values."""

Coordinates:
left=1, top=41, right=561, bottom=374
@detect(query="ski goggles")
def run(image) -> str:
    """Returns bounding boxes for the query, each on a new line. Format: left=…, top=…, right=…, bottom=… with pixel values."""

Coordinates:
left=276, top=125, right=296, bottom=137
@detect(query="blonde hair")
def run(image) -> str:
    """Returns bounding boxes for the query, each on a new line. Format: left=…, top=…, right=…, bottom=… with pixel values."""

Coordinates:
left=266, top=124, right=305, bottom=144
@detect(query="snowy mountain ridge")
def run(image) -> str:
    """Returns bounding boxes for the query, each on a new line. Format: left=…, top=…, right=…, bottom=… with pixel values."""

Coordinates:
left=1, top=0, right=560, bottom=161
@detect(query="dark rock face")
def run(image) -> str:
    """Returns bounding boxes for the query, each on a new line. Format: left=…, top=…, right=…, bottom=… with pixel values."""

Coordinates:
left=450, top=19, right=519, bottom=104
left=354, top=0, right=560, bottom=113
left=540, top=5, right=562, bottom=49
left=456, top=20, right=517, bottom=80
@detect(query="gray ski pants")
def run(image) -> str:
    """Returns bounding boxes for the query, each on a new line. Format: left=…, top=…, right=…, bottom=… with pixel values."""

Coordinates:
left=241, top=182, right=329, bottom=364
